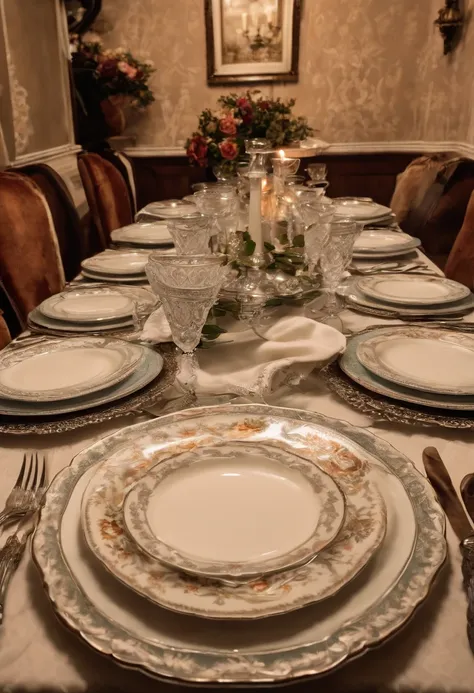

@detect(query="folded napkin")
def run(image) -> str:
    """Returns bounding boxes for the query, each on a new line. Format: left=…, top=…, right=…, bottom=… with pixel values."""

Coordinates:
left=141, top=309, right=346, bottom=399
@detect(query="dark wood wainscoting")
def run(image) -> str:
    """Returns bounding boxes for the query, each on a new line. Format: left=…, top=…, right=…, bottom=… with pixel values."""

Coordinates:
left=128, top=152, right=420, bottom=209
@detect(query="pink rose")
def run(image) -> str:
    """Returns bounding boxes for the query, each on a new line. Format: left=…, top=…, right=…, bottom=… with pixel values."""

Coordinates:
left=219, top=115, right=237, bottom=136
left=118, top=61, right=138, bottom=79
left=219, top=139, right=238, bottom=161
left=187, top=135, right=208, bottom=166
left=236, top=96, right=253, bottom=125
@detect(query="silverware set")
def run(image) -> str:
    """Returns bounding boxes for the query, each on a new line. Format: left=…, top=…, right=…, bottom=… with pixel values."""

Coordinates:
left=0, top=453, right=47, bottom=624
left=350, top=261, right=438, bottom=276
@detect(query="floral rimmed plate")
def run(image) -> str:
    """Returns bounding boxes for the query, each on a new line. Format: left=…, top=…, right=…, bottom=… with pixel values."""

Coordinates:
left=357, top=327, right=474, bottom=396
left=122, top=442, right=346, bottom=581
left=357, top=274, right=470, bottom=306
left=33, top=404, right=446, bottom=685
left=81, top=251, right=150, bottom=277
left=0, top=337, right=144, bottom=402
left=82, top=412, right=386, bottom=619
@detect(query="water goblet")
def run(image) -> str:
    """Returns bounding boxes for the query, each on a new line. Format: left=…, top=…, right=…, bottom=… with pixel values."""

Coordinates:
left=306, top=219, right=359, bottom=328
left=167, top=215, right=212, bottom=255
left=193, top=188, right=239, bottom=254
left=145, top=253, right=228, bottom=402
left=307, top=163, right=327, bottom=182
left=296, top=200, right=334, bottom=279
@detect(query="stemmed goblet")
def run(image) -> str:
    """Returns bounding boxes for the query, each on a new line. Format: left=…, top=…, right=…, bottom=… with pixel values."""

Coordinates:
left=296, top=199, right=334, bottom=281
left=193, top=188, right=239, bottom=254
left=167, top=215, right=212, bottom=255
left=145, top=253, right=228, bottom=403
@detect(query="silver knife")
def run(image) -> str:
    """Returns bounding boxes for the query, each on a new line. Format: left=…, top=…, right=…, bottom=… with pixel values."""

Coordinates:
left=423, top=447, right=474, bottom=650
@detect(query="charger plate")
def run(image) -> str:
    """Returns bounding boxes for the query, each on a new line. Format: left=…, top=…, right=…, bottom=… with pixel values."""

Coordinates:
left=84, top=426, right=385, bottom=619
left=0, top=337, right=144, bottom=402
left=357, top=327, right=474, bottom=395
left=29, top=307, right=135, bottom=334
left=33, top=404, right=445, bottom=684
left=81, top=269, right=148, bottom=284
left=357, top=274, right=470, bottom=306
left=122, top=441, right=346, bottom=580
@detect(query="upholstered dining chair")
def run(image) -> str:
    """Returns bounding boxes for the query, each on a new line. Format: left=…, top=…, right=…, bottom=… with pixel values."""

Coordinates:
left=78, top=151, right=134, bottom=249
left=0, top=312, right=11, bottom=349
left=0, top=172, right=65, bottom=328
left=444, top=189, right=474, bottom=290
left=13, top=163, right=85, bottom=281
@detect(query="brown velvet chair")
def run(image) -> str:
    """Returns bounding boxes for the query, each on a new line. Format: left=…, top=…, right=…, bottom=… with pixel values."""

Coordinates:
left=13, top=163, right=85, bottom=281
left=444, top=190, right=474, bottom=289
left=78, top=151, right=134, bottom=249
left=0, top=312, right=11, bottom=349
left=0, top=172, right=65, bottom=328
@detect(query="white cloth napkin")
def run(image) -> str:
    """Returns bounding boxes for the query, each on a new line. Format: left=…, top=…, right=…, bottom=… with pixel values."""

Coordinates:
left=141, top=308, right=346, bottom=399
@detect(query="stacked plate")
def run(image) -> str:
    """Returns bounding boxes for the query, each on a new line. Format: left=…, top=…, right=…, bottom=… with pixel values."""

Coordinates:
left=111, top=221, right=174, bottom=249
left=28, top=286, right=157, bottom=335
left=135, top=199, right=198, bottom=222
left=341, top=325, right=474, bottom=412
left=33, top=404, right=446, bottom=685
left=353, top=229, right=421, bottom=260
left=81, top=250, right=150, bottom=283
left=0, top=336, right=164, bottom=418
left=333, top=198, right=396, bottom=226
left=343, top=273, right=474, bottom=318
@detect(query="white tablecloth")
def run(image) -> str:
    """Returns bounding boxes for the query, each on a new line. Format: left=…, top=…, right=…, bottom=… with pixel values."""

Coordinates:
left=1, top=251, right=474, bottom=693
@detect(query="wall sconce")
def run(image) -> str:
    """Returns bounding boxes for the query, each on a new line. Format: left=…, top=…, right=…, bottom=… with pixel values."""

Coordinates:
left=435, top=0, right=464, bottom=54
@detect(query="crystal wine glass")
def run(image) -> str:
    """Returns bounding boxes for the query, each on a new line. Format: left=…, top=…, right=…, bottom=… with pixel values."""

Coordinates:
left=307, top=163, right=327, bottom=182
left=145, top=253, right=228, bottom=401
left=167, top=215, right=212, bottom=255
left=296, top=199, right=334, bottom=279
left=193, top=188, right=239, bottom=254
left=306, top=219, right=359, bottom=327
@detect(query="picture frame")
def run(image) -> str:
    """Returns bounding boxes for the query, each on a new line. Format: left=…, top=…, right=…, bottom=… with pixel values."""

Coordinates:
left=205, top=0, right=302, bottom=85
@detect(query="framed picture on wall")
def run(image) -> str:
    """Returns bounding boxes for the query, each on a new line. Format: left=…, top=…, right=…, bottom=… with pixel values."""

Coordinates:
left=205, top=0, right=302, bottom=85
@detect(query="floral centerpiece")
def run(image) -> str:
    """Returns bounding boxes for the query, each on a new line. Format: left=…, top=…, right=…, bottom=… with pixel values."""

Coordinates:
left=186, top=91, right=313, bottom=173
left=71, top=33, right=155, bottom=132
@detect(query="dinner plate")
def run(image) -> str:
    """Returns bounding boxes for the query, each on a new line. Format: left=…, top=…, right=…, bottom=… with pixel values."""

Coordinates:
left=135, top=200, right=198, bottom=221
left=29, top=307, right=135, bottom=333
left=341, top=277, right=474, bottom=317
left=357, top=327, right=474, bottom=395
left=81, top=269, right=148, bottom=284
left=83, top=411, right=386, bottom=619
left=352, top=247, right=418, bottom=260
left=0, top=337, right=144, bottom=402
left=353, top=230, right=420, bottom=254
left=357, top=274, right=470, bottom=306
left=0, top=346, right=163, bottom=416
left=33, top=404, right=445, bottom=685
left=111, top=222, right=173, bottom=247
left=39, top=290, right=135, bottom=323
left=333, top=199, right=392, bottom=220
left=340, top=330, right=474, bottom=410
left=122, top=442, right=345, bottom=580
left=82, top=251, right=150, bottom=276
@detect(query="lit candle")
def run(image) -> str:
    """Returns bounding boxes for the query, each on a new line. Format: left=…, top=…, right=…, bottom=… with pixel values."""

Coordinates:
left=249, top=175, right=264, bottom=254
left=242, top=12, right=248, bottom=31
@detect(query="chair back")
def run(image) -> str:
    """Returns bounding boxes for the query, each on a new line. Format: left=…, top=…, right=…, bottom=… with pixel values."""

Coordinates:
left=78, top=152, right=134, bottom=248
left=445, top=190, right=474, bottom=289
left=0, top=172, right=65, bottom=327
left=13, top=163, right=84, bottom=281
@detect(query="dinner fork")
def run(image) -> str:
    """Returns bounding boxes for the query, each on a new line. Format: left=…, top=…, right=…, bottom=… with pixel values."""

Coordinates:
left=0, top=453, right=46, bottom=529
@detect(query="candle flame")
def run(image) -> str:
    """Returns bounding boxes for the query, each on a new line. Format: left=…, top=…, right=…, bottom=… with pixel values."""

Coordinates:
left=278, top=149, right=285, bottom=159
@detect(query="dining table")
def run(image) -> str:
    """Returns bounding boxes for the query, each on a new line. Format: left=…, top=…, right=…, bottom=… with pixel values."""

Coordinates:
left=0, top=247, right=473, bottom=693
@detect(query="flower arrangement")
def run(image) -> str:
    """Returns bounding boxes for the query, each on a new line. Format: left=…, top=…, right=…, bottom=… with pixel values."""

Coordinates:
left=186, top=91, right=313, bottom=170
left=71, top=33, right=155, bottom=109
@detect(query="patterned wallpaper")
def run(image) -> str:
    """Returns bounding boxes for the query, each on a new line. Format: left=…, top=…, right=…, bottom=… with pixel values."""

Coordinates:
left=98, top=0, right=474, bottom=148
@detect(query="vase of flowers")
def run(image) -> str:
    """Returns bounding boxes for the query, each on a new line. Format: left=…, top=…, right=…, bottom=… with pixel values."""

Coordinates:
left=186, top=91, right=313, bottom=174
left=71, top=33, right=155, bottom=136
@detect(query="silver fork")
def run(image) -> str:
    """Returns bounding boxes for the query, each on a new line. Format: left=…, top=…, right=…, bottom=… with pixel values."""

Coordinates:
left=0, top=453, right=46, bottom=529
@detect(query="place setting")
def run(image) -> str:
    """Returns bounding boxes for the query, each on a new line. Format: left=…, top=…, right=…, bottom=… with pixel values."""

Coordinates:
left=80, top=250, right=151, bottom=283
left=32, top=402, right=446, bottom=685
left=110, top=221, right=174, bottom=250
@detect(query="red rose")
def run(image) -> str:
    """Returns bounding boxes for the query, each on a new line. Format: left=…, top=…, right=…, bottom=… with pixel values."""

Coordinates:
left=236, top=96, right=253, bottom=124
left=219, top=115, right=237, bottom=136
left=219, top=139, right=238, bottom=160
left=97, top=58, right=118, bottom=78
left=259, top=100, right=270, bottom=111
left=187, top=135, right=208, bottom=166
left=236, top=97, right=250, bottom=109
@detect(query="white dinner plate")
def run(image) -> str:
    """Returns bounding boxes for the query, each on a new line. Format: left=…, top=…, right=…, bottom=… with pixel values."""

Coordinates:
left=333, top=199, right=392, bottom=220
left=33, top=404, right=445, bottom=684
left=357, top=274, right=471, bottom=306
left=82, top=251, right=150, bottom=276
left=29, top=307, right=134, bottom=333
left=135, top=200, right=198, bottom=220
left=0, top=337, right=144, bottom=402
left=0, top=347, right=163, bottom=416
left=111, top=222, right=173, bottom=246
left=81, top=269, right=148, bottom=284
left=357, top=326, right=474, bottom=395
left=39, top=291, right=135, bottom=323
left=352, top=247, right=418, bottom=260
left=354, top=230, right=420, bottom=254
left=340, top=329, right=474, bottom=410
left=122, top=442, right=345, bottom=580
